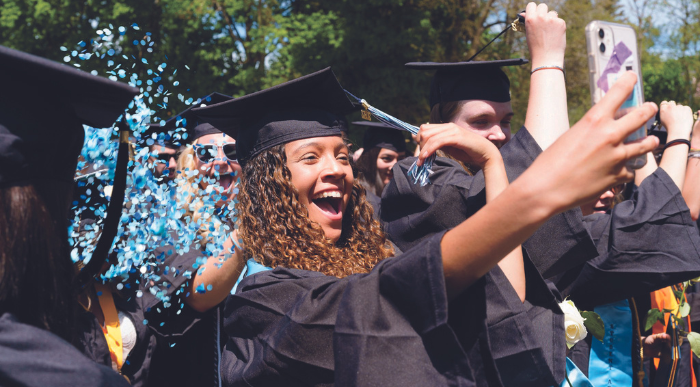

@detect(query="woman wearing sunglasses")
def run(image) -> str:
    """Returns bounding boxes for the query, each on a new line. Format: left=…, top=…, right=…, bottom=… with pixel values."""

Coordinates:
left=174, top=125, right=244, bottom=312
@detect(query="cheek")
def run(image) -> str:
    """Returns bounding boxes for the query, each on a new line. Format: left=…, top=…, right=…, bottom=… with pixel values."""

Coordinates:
left=376, top=160, right=391, bottom=173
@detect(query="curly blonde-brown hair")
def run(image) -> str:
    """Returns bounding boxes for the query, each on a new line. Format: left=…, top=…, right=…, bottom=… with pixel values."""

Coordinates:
left=237, top=142, right=394, bottom=278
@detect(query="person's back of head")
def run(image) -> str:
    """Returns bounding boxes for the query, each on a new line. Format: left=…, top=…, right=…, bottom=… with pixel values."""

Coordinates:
left=0, top=45, right=137, bottom=341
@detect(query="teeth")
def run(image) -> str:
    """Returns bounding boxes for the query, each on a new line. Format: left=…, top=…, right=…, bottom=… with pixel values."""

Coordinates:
left=314, top=191, right=342, bottom=199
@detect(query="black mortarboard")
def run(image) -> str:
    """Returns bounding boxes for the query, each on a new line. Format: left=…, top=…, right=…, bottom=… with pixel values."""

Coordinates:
left=352, top=121, right=407, bottom=153
left=164, top=92, right=232, bottom=142
left=0, top=45, right=138, bottom=186
left=194, top=67, right=358, bottom=167
left=139, top=123, right=181, bottom=148
left=405, top=59, right=528, bottom=108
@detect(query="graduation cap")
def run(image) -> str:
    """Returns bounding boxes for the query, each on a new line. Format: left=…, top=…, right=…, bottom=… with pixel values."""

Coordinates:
left=163, top=92, right=232, bottom=143
left=405, top=58, right=529, bottom=109
left=194, top=67, right=357, bottom=167
left=352, top=121, right=407, bottom=153
left=138, top=123, right=181, bottom=148
left=0, top=45, right=138, bottom=186
left=0, top=45, right=139, bottom=291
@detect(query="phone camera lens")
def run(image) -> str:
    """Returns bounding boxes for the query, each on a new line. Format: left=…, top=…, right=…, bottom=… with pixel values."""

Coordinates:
left=599, top=43, right=606, bottom=53
left=598, top=29, right=605, bottom=38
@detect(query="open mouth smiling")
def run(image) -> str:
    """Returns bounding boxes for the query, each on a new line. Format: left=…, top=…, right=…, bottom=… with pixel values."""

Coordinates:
left=311, top=190, right=343, bottom=219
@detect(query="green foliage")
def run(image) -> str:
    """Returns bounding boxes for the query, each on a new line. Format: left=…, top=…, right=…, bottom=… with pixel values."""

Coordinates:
left=689, top=332, right=700, bottom=357
left=680, top=302, right=691, bottom=318
left=645, top=308, right=665, bottom=332
left=0, top=0, right=694, bottom=131
left=643, top=55, right=689, bottom=104
left=581, top=311, right=605, bottom=342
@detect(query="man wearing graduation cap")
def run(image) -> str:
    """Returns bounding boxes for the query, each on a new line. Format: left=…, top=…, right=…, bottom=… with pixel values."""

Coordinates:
left=382, top=4, right=597, bottom=386
left=0, top=45, right=137, bottom=386
left=140, top=123, right=180, bottom=182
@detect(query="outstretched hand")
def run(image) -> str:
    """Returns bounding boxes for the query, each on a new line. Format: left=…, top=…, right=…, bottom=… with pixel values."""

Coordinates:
left=516, top=71, right=659, bottom=213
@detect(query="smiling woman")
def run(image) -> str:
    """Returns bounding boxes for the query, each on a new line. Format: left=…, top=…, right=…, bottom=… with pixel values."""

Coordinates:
left=191, top=63, right=660, bottom=386
left=236, top=138, right=391, bottom=277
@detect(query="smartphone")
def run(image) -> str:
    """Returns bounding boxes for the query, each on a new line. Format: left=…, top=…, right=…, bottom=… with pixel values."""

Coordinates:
left=586, top=20, right=647, bottom=169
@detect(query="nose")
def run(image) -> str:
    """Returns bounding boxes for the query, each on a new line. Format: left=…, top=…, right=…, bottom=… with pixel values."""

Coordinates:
left=320, top=157, right=346, bottom=181
left=387, top=159, right=398, bottom=172
left=486, top=125, right=507, bottom=146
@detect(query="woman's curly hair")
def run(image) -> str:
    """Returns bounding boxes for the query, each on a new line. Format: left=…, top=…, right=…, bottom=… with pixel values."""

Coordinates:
left=237, top=141, right=394, bottom=278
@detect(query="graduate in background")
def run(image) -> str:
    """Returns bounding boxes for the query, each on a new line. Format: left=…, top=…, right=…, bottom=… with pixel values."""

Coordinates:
left=558, top=101, right=700, bottom=387
left=0, top=45, right=137, bottom=386
left=403, top=3, right=597, bottom=281
left=382, top=6, right=589, bottom=384
left=352, top=121, right=406, bottom=218
left=141, top=123, right=180, bottom=183
left=144, top=93, right=247, bottom=387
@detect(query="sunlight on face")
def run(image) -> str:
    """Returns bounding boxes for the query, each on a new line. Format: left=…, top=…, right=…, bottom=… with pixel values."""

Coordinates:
left=451, top=100, right=514, bottom=149
left=284, top=135, right=354, bottom=243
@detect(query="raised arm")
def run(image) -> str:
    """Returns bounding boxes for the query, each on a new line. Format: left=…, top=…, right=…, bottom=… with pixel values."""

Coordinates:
left=417, top=123, right=526, bottom=301
left=683, top=116, right=700, bottom=220
left=523, top=2, right=569, bottom=150
left=658, top=101, right=693, bottom=190
left=185, top=229, right=245, bottom=312
left=440, top=72, right=658, bottom=299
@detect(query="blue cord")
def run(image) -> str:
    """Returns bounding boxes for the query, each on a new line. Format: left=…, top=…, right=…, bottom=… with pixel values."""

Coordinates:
left=344, top=90, right=435, bottom=186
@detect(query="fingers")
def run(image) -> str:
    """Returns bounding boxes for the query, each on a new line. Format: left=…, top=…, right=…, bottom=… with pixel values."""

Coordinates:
left=536, top=2, right=548, bottom=14
left=613, top=102, right=658, bottom=141
left=595, top=71, right=639, bottom=115
left=526, top=2, right=537, bottom=15
left=622, top=135, right=659, bottom=160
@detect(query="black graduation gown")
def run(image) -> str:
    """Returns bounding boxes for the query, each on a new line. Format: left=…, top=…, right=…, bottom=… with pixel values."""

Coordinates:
left=0, top=312, right=129, bottom=387
left=364, top=189, right=382, bottom=221
left=222, top=232, right=503, bottom=386
left=557, top=168, right=700, bottom=310
left=560, top=168, right=700, bottom=379
left=381, top=127, right=584, bottom=386
left=381, top=126, right=597, bottom=279
left=146, top=242, right=224, bottom=387
left=75, top=241, right=210, bottom=387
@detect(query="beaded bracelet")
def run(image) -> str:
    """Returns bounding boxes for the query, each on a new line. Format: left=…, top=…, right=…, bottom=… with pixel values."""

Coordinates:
left=664, top=139, right=691, bottom=151
left=531, top=65, right=565, bottom=75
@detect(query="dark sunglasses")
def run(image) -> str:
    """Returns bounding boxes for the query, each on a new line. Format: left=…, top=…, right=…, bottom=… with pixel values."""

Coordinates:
left=193, top=143, right=237, bottom=163
left=154, top=152, right=179, bottom=163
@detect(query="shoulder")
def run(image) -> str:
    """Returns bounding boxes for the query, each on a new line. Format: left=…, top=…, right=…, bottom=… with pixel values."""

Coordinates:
left=0, top=313, right=129, bottom=387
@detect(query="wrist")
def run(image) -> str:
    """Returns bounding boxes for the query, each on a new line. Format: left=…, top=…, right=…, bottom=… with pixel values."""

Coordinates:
left=530, top=58, right=565, bottom=70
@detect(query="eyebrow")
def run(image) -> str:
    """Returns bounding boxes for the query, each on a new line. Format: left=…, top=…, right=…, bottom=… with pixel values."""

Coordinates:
left=469, top=112, right=515, bottom=120
left=289, top=140, right=348, bottom=155
left=289, top=141, right=323, bottom=155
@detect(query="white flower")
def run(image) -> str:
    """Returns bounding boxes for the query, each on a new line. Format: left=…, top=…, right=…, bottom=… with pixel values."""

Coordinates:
left=559, top=300, right=587, bottom=348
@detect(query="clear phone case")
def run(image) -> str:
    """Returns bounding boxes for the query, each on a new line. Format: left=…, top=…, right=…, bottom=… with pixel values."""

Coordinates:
left=585, top=20, right=647, bottom=168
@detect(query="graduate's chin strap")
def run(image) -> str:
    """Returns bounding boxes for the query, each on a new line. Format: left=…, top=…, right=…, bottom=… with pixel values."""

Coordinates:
left=344, top=89, right=435, bottom=186
left=74, top=117, right=130, bottom=291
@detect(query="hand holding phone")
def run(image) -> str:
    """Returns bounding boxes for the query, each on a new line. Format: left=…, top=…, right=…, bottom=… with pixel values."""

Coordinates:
left=586, top=20, right=647, bottom=169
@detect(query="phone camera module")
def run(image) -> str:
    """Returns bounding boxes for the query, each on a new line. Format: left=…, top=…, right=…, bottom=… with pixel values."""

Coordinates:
left=598, top=29, right=605, bottom=39
left=599, top=43, right=606, bottom=53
